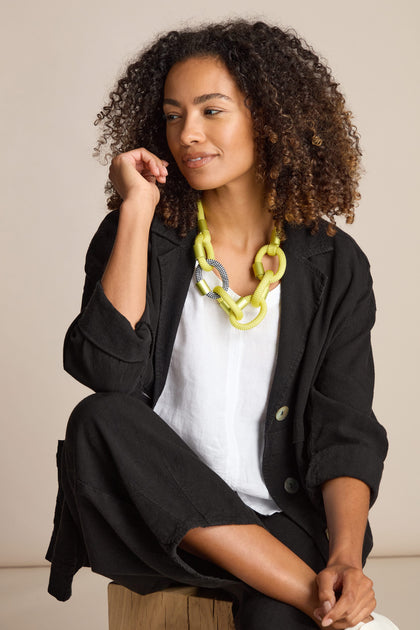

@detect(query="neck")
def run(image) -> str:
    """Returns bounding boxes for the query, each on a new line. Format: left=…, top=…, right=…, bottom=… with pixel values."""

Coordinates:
left=201, top=181, right=273, bottom=250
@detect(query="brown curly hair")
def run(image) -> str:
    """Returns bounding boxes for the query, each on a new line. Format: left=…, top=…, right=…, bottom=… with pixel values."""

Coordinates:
left=94, top=19, right=361, bottom=236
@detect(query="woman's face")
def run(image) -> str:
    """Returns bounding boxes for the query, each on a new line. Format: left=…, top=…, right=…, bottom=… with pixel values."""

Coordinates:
left=163, top=56, right=256, bottom=192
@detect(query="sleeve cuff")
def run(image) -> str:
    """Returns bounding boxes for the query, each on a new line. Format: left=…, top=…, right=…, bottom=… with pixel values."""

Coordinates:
left=77, top=282, right=152, bottom=362
left=306, top=444, right=384, bottom=506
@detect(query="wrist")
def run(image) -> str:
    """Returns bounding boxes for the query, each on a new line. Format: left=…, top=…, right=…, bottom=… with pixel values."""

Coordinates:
left=327, top=546, right=363, bottom=569
left=120, top=197, right=156, bottom=224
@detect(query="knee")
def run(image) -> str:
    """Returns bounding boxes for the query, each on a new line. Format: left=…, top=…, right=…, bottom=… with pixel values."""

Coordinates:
left=65, top=392, right=148, bottom=445
left=65, top=393, right=104, bottom=444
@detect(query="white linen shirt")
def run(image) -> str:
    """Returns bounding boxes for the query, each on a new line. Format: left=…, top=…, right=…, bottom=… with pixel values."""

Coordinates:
left=154, top=267, right=281, bottom=515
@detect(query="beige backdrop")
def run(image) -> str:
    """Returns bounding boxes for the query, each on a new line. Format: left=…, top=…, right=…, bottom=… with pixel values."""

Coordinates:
left=1, top=0, right=419, bottom=566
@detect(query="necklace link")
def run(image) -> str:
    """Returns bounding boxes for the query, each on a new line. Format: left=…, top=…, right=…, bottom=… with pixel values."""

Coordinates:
left=194, top=200, right=287, bottom=330
left=193, top=232, right=215, bottom=271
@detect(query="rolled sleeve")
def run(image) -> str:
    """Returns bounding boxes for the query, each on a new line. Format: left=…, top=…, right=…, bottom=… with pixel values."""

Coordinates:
left=306, top=409, right=387, bottom=507
left=305, top=264, right=388, bottom=507
left=78, top=282, right=152, bottom=363
left=63, top=210, right=155, bottom=394
left=64, top=282, right=153, bottom=393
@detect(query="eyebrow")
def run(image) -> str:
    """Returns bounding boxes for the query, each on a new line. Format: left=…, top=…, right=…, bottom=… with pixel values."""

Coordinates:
left=163, top=93, right=233, bottom=107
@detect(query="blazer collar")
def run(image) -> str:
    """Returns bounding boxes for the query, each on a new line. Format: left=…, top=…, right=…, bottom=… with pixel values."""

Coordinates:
left=150, top=217, right=196, bottom=249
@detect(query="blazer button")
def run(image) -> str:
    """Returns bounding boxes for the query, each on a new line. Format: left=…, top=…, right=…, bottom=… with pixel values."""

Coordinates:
left=284, top=477, right=299, bottom=494
left=275, top=406, right=289, bottom=421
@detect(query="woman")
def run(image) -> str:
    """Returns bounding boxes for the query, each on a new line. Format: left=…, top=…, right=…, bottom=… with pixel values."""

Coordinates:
left=46, top=20, right=397, bottom=630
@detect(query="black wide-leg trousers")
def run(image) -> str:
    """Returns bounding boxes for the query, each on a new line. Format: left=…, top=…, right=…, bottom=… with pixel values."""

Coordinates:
left=62, top=392, right=324, bottom=629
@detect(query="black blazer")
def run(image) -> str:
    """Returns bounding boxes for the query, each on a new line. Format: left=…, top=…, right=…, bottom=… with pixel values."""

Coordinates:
left=47, top=211, right=388, bottom=600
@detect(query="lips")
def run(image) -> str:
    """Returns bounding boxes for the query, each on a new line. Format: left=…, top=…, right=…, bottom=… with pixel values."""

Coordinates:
left=182, top=153, right=217, bottom=169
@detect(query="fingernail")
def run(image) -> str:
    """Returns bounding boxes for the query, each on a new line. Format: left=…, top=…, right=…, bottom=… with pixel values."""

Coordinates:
left=323, top=601, right=332, bottom=612
left=322, top=618, right=333, bottom=627
left=163, top=166, right=168, bottom=175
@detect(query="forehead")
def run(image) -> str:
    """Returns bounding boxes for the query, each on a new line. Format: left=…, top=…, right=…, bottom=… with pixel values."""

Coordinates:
left=163, top=56, right=242, bottom=100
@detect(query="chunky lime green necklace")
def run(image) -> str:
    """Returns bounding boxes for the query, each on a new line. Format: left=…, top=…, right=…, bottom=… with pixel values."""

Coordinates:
left=194, top=200, right=287, bottom=330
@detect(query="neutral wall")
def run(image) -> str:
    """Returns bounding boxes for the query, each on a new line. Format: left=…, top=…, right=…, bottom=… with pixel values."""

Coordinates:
left=1, top=0, right=419, bottom=566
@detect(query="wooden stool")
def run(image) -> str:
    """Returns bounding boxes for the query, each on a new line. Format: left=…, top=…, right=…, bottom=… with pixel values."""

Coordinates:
left=108, top=582, right=235, bottom=630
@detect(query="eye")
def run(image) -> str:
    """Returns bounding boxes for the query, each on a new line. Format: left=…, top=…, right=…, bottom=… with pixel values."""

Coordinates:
left=204, top=108, right=221, bottom=116
left=163, top=113, right=181, bottom=122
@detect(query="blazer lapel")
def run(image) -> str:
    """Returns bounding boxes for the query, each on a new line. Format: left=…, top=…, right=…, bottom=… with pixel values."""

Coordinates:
left=152, top=225, right=196, bottom=403
left=266, top=226, right=332, bottom=437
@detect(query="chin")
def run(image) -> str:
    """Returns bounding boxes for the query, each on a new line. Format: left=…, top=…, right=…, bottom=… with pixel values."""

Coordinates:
left=183, top=179, right=206, bottom=191
left=181, top=173, right=230, bottom=191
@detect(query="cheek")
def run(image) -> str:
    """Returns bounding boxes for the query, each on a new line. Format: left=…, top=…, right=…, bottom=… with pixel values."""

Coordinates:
left=228, top=121, right=255, bottom=162
left=230, top=114, right=254, bottom=147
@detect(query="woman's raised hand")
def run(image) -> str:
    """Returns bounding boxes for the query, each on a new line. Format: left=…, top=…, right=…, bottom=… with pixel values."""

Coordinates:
left=109, top=148, right=168, bottom=208
left=102, top=149, right=169, bottom=327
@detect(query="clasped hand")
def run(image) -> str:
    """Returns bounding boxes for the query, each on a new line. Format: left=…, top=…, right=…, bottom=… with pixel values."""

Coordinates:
left=314, top=563, right=375, bottom=629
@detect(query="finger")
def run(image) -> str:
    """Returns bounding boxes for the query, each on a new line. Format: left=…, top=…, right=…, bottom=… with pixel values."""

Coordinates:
left=322, top=588, right=357, bottom=624
left=112, top=148, right=165, bottom=178
left=331, top=591, right=376, bottom=628
left=141, top=159, right=168, bottom=182
left=129, top=159, right=165, bottom=186
left=314, top=599, right=333, bottom=623
left=127, top=149, right=169, bottom=178
left=155, top=161, right=168, bottom=182
left=316, top=569, right=339, bottom=611
left=159, top=161, right=168, bottom=177
left=322, top=573, right=375, bottom=627
left=144, top=160, right=167, bottom=184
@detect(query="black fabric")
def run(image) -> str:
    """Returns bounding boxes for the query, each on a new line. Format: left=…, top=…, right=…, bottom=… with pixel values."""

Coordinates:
left=48, top=391, right=333, bottom=628
left=47, top=212, right=389, bottom=609
left=48, top=393, right=262, bottom=598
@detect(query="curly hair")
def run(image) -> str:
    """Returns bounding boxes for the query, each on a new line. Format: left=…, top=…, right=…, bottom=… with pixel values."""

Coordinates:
left=94, top=19, right=362, bottom=237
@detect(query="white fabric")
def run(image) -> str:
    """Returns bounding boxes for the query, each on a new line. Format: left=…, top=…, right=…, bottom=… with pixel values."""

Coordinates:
left=154, top=266, right=281, bottom=515
left=347, top=612, right=399, bottom=629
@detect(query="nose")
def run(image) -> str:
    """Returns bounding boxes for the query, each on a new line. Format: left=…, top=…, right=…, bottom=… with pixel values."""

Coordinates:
left=179, top=113, right=205, bottom=146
